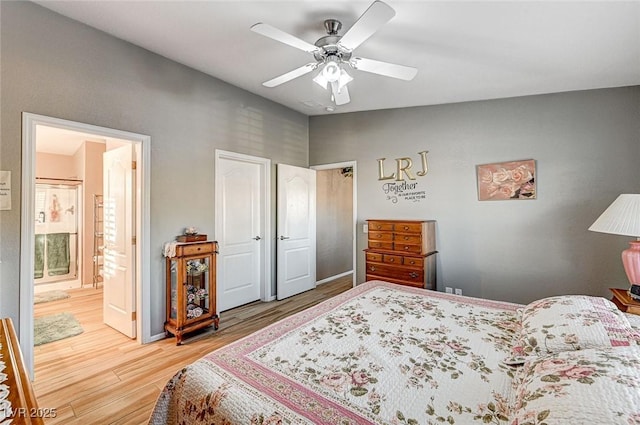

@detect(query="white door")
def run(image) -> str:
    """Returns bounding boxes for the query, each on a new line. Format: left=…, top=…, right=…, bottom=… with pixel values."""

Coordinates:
left=277, top=164, right=316, bottom=300
left=215, top=153, right=266, bottom=311
left=103, top=145, right=136, bottom=338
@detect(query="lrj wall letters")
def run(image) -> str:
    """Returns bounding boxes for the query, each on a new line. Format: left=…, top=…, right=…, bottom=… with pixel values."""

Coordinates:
left=377, top=151, right=429, bottom=181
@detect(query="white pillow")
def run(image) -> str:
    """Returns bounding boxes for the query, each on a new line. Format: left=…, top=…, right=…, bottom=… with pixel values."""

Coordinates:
left=511, top=295, right=639, bottom=358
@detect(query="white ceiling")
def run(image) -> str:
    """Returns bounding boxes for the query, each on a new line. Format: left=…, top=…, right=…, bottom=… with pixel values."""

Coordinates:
left=36, top=126, right=105, bottom=155
left=36, top=126, right=134, bottom=156
left=35, top=1, right=640, bottom=116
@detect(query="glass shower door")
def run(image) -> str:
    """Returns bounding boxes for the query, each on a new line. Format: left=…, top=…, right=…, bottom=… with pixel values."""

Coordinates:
left=34, top=182, right=80, bottom=284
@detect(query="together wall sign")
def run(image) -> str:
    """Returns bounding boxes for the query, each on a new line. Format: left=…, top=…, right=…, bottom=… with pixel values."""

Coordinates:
left=377, top=151, right=429, bottom=204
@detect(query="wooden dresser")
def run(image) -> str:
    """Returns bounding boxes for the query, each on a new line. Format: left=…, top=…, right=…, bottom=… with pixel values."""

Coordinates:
left=365, top=219, right=437, bottom=289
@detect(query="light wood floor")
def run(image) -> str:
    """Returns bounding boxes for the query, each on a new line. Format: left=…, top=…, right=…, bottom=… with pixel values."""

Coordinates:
left=33, top=276, right=353, bottom=424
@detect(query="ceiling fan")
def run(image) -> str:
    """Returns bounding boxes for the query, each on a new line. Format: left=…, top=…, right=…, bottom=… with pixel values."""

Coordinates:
left=250, top=0, right=418, bottom=106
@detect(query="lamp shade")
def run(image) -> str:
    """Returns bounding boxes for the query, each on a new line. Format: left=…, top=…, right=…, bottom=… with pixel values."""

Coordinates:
left=589, top=194, right=640, bottom=294
left=588, top=194, right=640, bottom=237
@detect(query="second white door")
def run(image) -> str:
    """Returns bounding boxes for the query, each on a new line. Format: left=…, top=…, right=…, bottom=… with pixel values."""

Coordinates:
left=215, top=151, right=269, bottom=311
left=277, top=164, right=316, bottom=300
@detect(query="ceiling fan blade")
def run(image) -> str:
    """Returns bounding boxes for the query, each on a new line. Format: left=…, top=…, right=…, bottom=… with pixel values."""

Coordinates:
left=330, top=82, right=351, bottom=106
left=251, top=23, right=319, bottom=53
left=351, top=57, right=417, bottom=81
left=338, top=1, right=395, bottom=51
left=263, top=63, right=317, bottom=88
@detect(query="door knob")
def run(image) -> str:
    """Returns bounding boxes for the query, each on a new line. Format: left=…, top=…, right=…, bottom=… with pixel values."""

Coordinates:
left=279, top=236, right=290, bottom=240
left=253, top=236, right=261, bottom=240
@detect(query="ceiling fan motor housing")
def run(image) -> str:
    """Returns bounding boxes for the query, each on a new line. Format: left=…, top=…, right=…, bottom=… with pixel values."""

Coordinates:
left=314, top=19, right=352, bottom=64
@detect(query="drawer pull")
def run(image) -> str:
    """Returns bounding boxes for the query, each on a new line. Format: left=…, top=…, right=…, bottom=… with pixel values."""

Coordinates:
left=389, top=258, right=394, bottom=262
left=404, top=236, right=409, bottom=240
left=369, top=266, right=376, bottom=272
left=376, top=225, right=381, bottom=229
left=404, top=246, right=409, bottom=250
left=403, top=226, right=409, bottom=230
left=409, top=272, right=419, bottom=279
left=408, top=260, right=415, bottom=265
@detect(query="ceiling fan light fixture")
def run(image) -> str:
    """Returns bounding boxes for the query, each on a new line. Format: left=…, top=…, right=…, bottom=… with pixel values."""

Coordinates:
left=322, top=59, right=341, bottom=83
left=314, top=61, right=352, bottom=92
left=312, top=72, right=328, bottom=90
left=338, top=68, right=353, bottom=91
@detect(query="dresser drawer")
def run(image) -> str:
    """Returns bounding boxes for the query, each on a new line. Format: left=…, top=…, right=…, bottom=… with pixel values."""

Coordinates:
left=394, top=243, right=422, bottom=254
left=366, top=252, right=383, bottom=262
left=382, top=254, right=402, bottom=265
left=394, top=233, right=422, bottom=244
left=368, top=221, right=394, bottom=232
left=368, top=241, right=394, bottom=250
left=366, top=274, right=425, bottom=289
left=176, top=242, right=215, bottom=257
left=394, top=222, right=423, bottom=233
left=365, top=263, right=424, bottom=283
left=368, top=231, right=393, bottom=241
left=403, top=256, right=423, bottom=267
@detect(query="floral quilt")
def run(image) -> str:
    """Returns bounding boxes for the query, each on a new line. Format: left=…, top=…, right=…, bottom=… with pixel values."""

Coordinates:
left=511, top=346, right=640, bottom=425
left=149, top=280, right=523, bottom=424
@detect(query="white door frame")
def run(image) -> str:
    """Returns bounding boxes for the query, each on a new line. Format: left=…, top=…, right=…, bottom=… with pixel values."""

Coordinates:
left=311, top=161, right=357, bottom=288
left=214, top=150, right=272, bottom=303
left=20, top=112, right=151, bottom=377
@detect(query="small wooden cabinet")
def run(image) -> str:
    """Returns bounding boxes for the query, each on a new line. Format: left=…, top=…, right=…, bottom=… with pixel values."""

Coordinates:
left=165, top=241, right=219, bottom=344
left=365, top=219, right=437, bottom=289
left=610, top=287, right=640, bottom=315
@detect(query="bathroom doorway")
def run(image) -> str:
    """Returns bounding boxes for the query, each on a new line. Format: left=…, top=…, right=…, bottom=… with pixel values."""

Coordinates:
left=21, top=113, right=151, bottom=377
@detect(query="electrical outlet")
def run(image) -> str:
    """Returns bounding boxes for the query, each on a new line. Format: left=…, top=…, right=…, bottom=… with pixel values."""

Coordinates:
left=363, top=224, right=368, bottom=233
left=445, top=287, right=453, bottom=294
left=455, top=288, right=462, bottom=296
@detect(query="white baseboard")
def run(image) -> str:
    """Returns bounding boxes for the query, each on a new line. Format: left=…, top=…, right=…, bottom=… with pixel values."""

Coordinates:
left=316, top=270, right=353, bottom=286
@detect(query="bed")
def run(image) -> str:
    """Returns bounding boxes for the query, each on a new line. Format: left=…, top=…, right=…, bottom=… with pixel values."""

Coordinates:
left=149, top=280, right=640, bottom=425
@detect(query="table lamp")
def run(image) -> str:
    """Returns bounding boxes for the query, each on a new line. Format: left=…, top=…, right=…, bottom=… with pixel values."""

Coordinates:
left=589, top=194, right=640, bottom=300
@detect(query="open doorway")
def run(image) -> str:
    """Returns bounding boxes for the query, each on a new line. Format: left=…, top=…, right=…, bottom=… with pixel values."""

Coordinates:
left=311, top=161, right=357, bottom=288
left=20, top=113, right=151, bottom=377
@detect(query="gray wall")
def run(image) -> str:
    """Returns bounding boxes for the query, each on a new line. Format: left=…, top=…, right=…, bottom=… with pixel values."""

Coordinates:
left=316, top=168, right=353, bottom=281
left=0, top=2, right=309, bottom=335
left=310, top=87, right=640, bottom=304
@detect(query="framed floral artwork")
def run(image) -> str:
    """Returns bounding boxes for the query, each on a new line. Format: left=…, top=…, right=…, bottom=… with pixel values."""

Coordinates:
left=476, top=159, right=536, bottom=201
